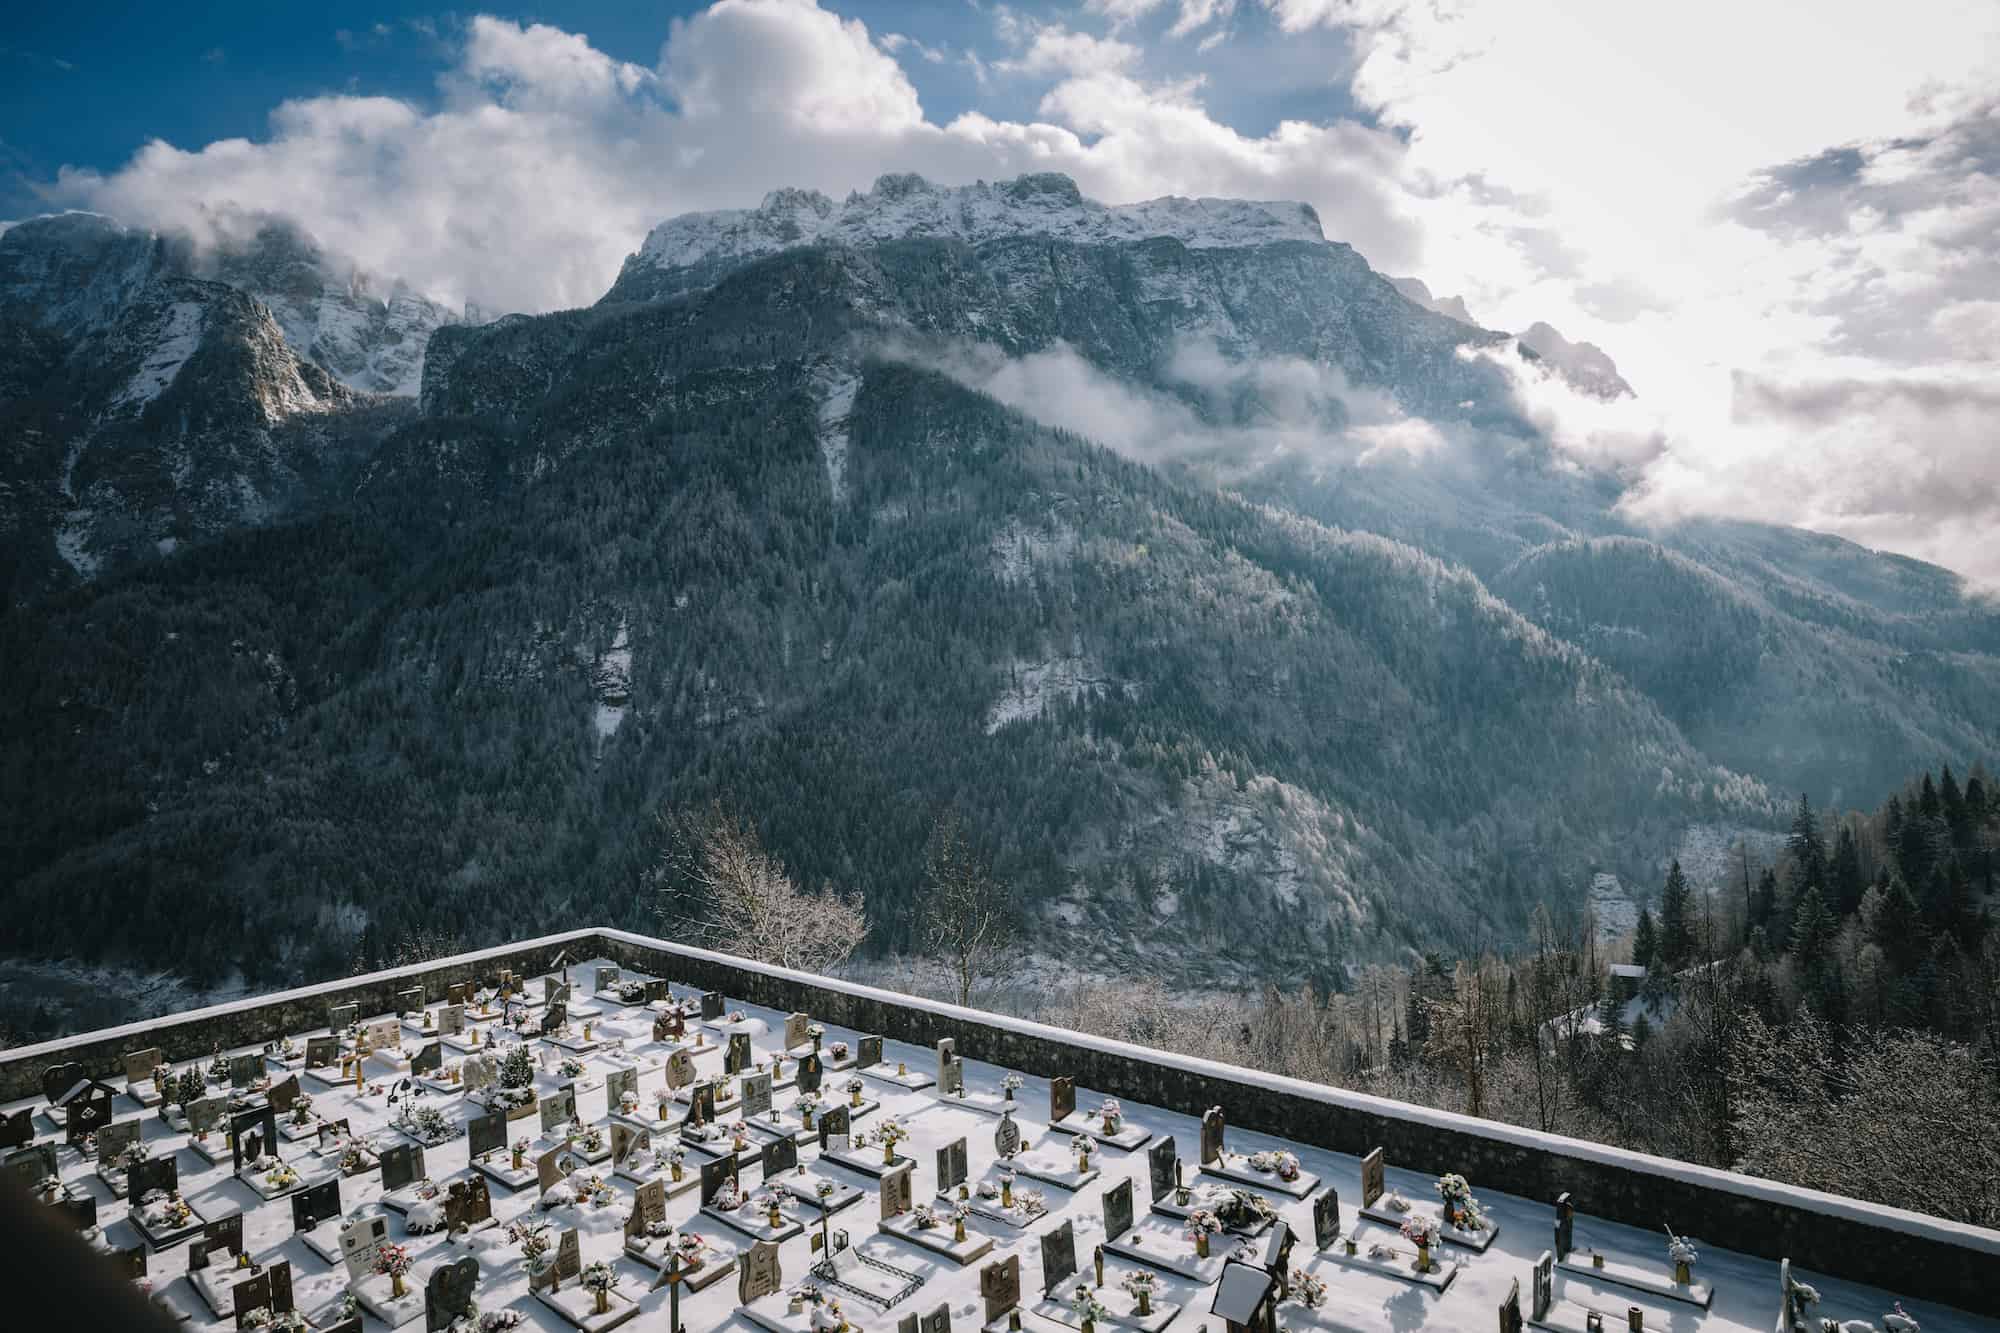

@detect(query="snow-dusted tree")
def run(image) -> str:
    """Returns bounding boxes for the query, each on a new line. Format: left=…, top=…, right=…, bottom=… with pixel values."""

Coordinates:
left=917, top=809, right=1019, bottom=1007
left=1423, top=957, right=1506, bottom=1119
left=651, top=801, right=868, bottom=974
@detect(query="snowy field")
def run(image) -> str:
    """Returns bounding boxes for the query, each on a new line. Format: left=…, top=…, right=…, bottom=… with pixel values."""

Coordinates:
left=14, top=955, right=1993, bottom=1333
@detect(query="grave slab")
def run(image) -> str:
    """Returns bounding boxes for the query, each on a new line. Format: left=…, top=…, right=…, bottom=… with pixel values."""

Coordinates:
left=1316, top=1231, right=1459, bottom=1292
left=1200, top=1153, right=1320, bottom=1200
left=1028, top=1293, right=1182, bottom=1331
left=702, top=1200, right=805, bottom=1244
left=1104, top=1213, right=1232, bottom=1283
left=1557, top=1252, right=1714, bottom=1308
left=1357, top=1200, right=1499, bottom=1253
left=879, top=1212, right=995, bottom=1265
left=351, top=1270, right=428, bottom=1328
left=536, top=1284, right=640, bottom=1331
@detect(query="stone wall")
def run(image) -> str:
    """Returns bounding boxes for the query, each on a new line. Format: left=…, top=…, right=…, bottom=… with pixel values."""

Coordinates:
left=4, top=927, right=1994, bottom=1314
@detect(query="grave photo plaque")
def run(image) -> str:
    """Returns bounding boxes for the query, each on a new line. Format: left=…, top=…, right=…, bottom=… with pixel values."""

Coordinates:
left=1040, top=1220, right=1078, bottom=1295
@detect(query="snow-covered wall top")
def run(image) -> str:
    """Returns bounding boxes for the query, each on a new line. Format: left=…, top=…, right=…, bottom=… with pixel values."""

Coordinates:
left=630, top=172, right=1328, bottom=276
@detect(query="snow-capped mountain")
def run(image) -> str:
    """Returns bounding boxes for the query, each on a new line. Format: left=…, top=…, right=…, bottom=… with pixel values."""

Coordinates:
left=0, top=213, right=408, bottom=600
left=1390, top=274, right=1634, bottom=399
left=605, top=171, right=1329, bottom=304
left=197, top=217, right=470, bottom=398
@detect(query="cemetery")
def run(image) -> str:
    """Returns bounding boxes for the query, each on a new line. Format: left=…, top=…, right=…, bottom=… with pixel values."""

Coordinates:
left=0, top=927, right=1993, bottom=1333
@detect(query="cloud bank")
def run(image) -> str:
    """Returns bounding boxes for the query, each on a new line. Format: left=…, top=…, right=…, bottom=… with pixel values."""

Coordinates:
left=33, top=0, right=2000, bottom=583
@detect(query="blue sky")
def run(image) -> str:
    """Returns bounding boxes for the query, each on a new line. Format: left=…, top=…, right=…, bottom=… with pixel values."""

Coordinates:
left=0, top=2, right=1366, bottom=219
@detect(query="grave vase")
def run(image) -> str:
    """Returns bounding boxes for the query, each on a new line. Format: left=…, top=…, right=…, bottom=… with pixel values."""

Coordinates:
left=671, top=1162, right=684, bottom=1183
left=1674, top=1261, right=1691, bottom=1285
left=1416, top=1242, right=1432, bottom=1273
left=883, top=1140, right=896, bottom=1164
left=1082, top=1319, right=1096, bottom=1333
left=803, top=1107, right=816, bottom=1130
left=391, top=1272, right=406, bottom=1299
left=1001, top=1181, right=1013, bottom=1207
left=594, top=1289, right=610, bottom=1315
left=1195, top=1234, right=1210, bottom=1259
left=852, top=1088, right=864, bottom=1108
left=1137, top=1289, right=1152, bottom=1316
left=954, top=1218, right=967, bottom=1242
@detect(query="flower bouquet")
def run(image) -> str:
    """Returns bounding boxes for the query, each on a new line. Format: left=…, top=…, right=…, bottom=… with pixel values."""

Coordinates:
left=374, top=1242, right=414, bottom=1299
left=1070, top=1284, right=1110, bottom=1332
left=874, top=1118, right=909, bottom=1164
left=1289, top=1268, right=1328, bottom=1309
left=829, top=1040, right=849, bottom=1061
left=1436, top=1172, right=1485, bottom=1230
left=509, top=1219, right=552, bottom=1275
left=794, top=1093, right=822, bottom=1126
left=619, top=1090, right=640, bottom=1115
left=1666, top=1229, right=1698, bottom=1285
left=580, top=1259, right=619, bottom=1313
left=1098, top=1098, right=1123, bottom=1133
left=264, top=1161, right=302, bottom=1192
left=559, top=1056, right=586, bottom=1081
left=1001, top=1073, right=1023, bottom=1101
left=910, top=1204, right=941, bottom=1230
left=1399, top=1214, right=1441, bottom=1271
left=1121, top=1269, right=1159, bottom=1315
left=726, top=1009, right=747, bottom=1024
left=1185, top=1208, right=1223, bottom=1258
left=806, top=1022, right=825, bottom=1048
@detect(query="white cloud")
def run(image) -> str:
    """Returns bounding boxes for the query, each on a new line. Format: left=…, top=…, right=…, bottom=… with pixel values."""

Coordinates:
left=995, top=24, right=1141, bottom=78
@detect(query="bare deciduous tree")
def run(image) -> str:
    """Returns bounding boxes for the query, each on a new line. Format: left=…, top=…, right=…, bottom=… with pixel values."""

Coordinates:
left=1424, top=957, right=1507, bottom=1118
left=652, top=801, right=868, bottom=974
left=918, top=809, right=1018, bottom=1007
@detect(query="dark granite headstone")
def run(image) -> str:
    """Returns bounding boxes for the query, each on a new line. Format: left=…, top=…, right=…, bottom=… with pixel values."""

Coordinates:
left=1313, top=1189, right=1341, bottom=1250
left=683, top=1081, right=717, bottom=1127
left=819, top=1104, right=851, bottom=1152
left=267, top=1074, right=303, bottom=1114
left=327, top=1004, right=359, bottom=1033
left=936, top=1137, right=969, bottom=1193
left=0, top=1108, right=30, bottom=1150
left=1500, top=1276, right=1524, bottom=1333
left=67, top=1090, right=113, bottom=1143
left=305, top=1036, right=339, bottom=1069
left=227, top=1054, right=260, bottom=1090
left=58, top=1193, right=97, bottom=1231
left=857, top=1035, right=883, bottom=1070
left=425, top=1256, right=479, bottom=1331
left=1148, top=1139, right=1178, bottom=1201
left=1050, top=1077, right=1076, bottom=1124
left=700, top=991, right=725, bottom=1021
left=291, top=1178, right=342, bottom=1233
left=380, top=1143, right=424, bottom=1194
left=796, top=1052, right=823, bottom=1094
left=129, top=1154, right=176, bottom=1200
left=398, top=987, right=425, bottom=1015
left=1040, top=1220, right=1077, bottom=1295
left=230, top=1104, right=278, bottom=1173
left=700, top=1153, right=739, bottom=1206
left=920, top=1304, right=952, bottom=1333
left=981, top=1255, right=1021, bottom=1324
left=1103, top=1178, right=1134, bottom=1240
left=467, top=1110, right=505, bottom=1160
left=40, top=1062, right=85, bottom=1106
left=113, top=1244, right=146, bottom=1279
left=539, top=1001, right=568, bottom=1037
left=444, top=1178, right=492, bottom=1231
left=725, top=1033, right=752, bottom=1076
left=764, top=1133, right=799, bottom=1177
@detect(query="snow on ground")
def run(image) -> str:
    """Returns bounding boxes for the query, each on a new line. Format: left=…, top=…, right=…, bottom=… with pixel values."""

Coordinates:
left=989, top=517, right=1078, bottom=586
left=54, top=510, right=98, bottom=577
left=111, top=300, right=204, bottom=411
left=591, top=616, right=633, bottom=742
left=1675, top=823, right=1787, bottom=894
left=1587, top=872, right=1639, bottom=942
left=18, top=952, right=1991, bottom=1333
left=984, top=655, right=1126, bottom=733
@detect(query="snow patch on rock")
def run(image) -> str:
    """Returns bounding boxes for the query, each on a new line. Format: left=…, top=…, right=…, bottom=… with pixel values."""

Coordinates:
left=816, top=368, right=859, bottom=503
left=985, top=654, right=1129, bottom=733
left=111, top=300, right=204, bottom=411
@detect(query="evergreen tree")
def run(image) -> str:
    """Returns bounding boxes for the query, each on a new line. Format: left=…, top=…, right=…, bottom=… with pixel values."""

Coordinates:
left=1631, top=1011, right=1653, bottom=1048
left=1789, top=885, right=1837, bottom=974
left=1659, top=859, right=1695, bottom=967
left=1872, top=874, right=1927, bottom=970
left=1829, top=823, right=1865, bottom=916
left=1787, top=793, right=1827, bottom=893
left=1632, top=908, right=1657, bottom=969
left=1940, top=765, right=1967, bottom=846
left=1749, top=866, right=1779, bottom=935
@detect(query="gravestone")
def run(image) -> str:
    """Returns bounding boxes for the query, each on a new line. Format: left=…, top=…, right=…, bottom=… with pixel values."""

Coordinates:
left=444, top=1178, right=493, bottom=1232
left=936, top=1040, right=961, bottom=1097
left=765, top=1134, right=799, bottom=1176
left=726, top=1033, right=752, bottom=1076
left=536, top=1148, right=571, bottom=1195
left=64, top=1087, right=113, bottom=1144
left=194, top=1214, right=244, bottom=1267
left=1312, top=1189, right=1341, bottom=1251
left=555, top=1229, right=582, bottom=1282
left=1050, top=1077, right=1075, bottom=1124
left=1103, top=1178, right=1134, bottom=1240
left=700, top=992, right=725, bottom=1021
left=439, top=1005, right=466, bottom=1038
left=1040, top=1220, right=1078, bottom=1295
left=857, top=1035, right=883, bottom=1070
left=539, top=1086, right=577, bottom=1135
left=819, top=1105, right=851, bottom=1153
left=0, top=1109, right=31, bottom=1150
left=230, top=1104, right=278, bottom=1173
left=981, top=1255, right=1021, bottom=1324
left=920, top=1305, right=951, bottom=1333
left=228, top=1054, right=261, bottom=1089
left=994, top=1110, right=1022, bottom=1159
left=398, top=987, right=425, bottom=1016
left=1360, top=1149, right=1385, bottom=1209
left=380, top=1143, right=425, bottom=1194
left=97, top=1118, right=141, bottom=1166
left=1263, top=1220, right=1295, bottom=1292
left=123, top=1047, right=164, bottom=1086
left=880, top=1163, right=914, bottom=1219
left=291, top=1177, right=342, bottom=1234
left=1500, top=1277, right=1524, bottom=1333
left=899, top=1317, right=918, bottom=1333
left=1148, top=1139, right=1178, bottom=1201
left=665, top=1050, right=695, bottom=1090
left=604, top=1065, right=638, bottom=1111
left=337, top=1215, right=391, bottom=1282
left=267, top=1261, right=295, bottom=1317
left=187, top=1097, right=224, bottom=1138
left=58, top=1193, right=97, bottom=1231
left=1200, top=1107, right=1225, bottom=1165
left=449, top=983, right=473, bottom=1006
left=784, top=1014, right=809, bottom=1050
left=267, top=1074, right=303, bottom=1114
left=653, top=1011, right=684, bottom=1044
left=700, top=1154, right=739, bottom=1207
left=426, top=1256, right=479, bottom=1331
left=467, top=1111, right=505, bottom=1161
left=611, top=1124, right=642, bottom=1168
left=630, top=1179, right=668, bottom=1235
left=40, top=1061, right=85, bottom=1106
left=596, top=966, right=621, bottom=993
left=411, top=1043, right=443, bottom=1078
left=796, top=1052, right=823, bottom=1094
left=305, top=1036, right=339, bottom=1069
left=936, top=1138, right=969, bottom=1194
left=130, top=1155, right=177, bottom=1201
left=683, top=1082, right=718, bottom=1127
left=1531, top=1251, right=1554, bottom=1322
left=741, top=1072, right=773, bottom=1120
left=231, top=1270, right=275, bottom=1327
left=114, top=1244, right=147, bottom=1280
left=1554, top=1192, right=1574, bottom=1261
left=646, top=980, right=670, bottom=1004
left=539, top=1002, right=567, bottom=1037
left=738, top=1239, right=782, bottom=1304
left=327, top=1003, right=359, bottom=1033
